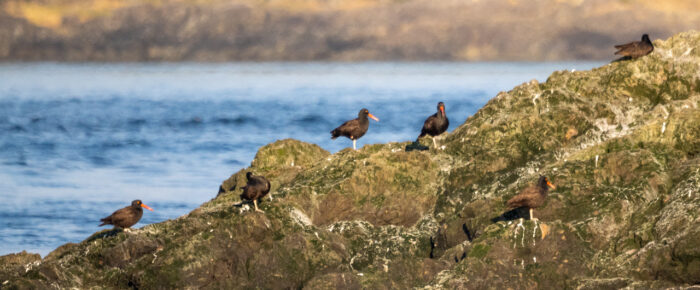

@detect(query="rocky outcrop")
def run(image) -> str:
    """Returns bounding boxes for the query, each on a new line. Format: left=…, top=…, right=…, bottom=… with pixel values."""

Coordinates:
left=2, top=31, right=699, bottom=288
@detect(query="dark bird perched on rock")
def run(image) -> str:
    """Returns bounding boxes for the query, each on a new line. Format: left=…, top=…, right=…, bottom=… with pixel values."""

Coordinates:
left=331, top=108, right=379, bottom=150
left=493, top=176, right=555, bottom=222
left=614, top=34, right=654, bottom=59
left=419, top=101, right=449, bottom=148
left=99, top=200, right=153, bottom=231
left=406, top=102, right=449, bottom=151
left=237, top=172, right=271, bottom=213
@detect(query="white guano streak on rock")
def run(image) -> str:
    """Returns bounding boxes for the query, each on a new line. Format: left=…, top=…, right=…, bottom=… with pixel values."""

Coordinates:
left=532, top=219, right=539, bottom=246
left=595, top=155, right=599, bottom=168
left=514, top=219, right=525, bottom=248
left=661, top=106, right=670, bottom=119
left=661, top=122, right=667, bottom=135
left=349, top=255, right=357, bottom=271
left=682, top=47, right=693, bottom=56
left=532, top=93, right=540, bottom=107
left=290, top=208, right=312, bottom=227
left=24, top=261, right=40, bottom=273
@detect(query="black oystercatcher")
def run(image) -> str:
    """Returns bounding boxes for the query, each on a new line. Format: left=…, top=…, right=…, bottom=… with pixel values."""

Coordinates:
left=503, top=176, right=555, bottom=221
left=99, top=200, right=153, bottom=231
left=418, top=101, right=449, bottom=148
left=614, top=34, right=654, bottom=59
left=238, top=172, right=271, bottom=213
left=331, top=108, right=379, bottom=150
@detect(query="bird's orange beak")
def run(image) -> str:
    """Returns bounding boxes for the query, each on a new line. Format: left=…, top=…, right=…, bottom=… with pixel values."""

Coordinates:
left=546, top=180, right=556, bottom=190
left=439, top=106, right=445, bottom=115
left=141, top=203, right=154, bottom=211
left=368, top=113, right=379, bottom=122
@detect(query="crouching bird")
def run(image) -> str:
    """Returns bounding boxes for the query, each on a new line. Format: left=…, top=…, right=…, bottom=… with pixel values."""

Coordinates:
left=614, top=34, right=653, bottom=60
left=237, top=172, right=271, bottom=213
left=331, top=108, right=379, bottom=150
left=99, top=200, right=154, bottom=231
left=492, top=176, right=555, bottom=222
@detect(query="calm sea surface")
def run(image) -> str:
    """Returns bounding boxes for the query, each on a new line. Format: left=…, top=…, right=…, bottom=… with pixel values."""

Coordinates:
left=0, top=62, right=603, bottom=256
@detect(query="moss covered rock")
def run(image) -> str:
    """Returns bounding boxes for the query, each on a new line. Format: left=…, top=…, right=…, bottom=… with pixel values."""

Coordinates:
left=3, top=31, right=700, bottom=289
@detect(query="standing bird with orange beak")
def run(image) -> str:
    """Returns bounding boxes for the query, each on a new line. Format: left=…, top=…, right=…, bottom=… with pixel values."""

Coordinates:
left=504, top=176, right=556, bottom=221
left=417, top=101, right=449, bottom=149
left=331, top=108, right=379, bottom=150
left=99, top=200, right=153, bottom=232
left=238, top=172, right=271, bottom=213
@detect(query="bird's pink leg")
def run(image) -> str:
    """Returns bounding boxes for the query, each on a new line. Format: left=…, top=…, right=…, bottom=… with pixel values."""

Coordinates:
left=254, top=200, right=264, bottom=213
left=530, top=208, right=538, bottom=221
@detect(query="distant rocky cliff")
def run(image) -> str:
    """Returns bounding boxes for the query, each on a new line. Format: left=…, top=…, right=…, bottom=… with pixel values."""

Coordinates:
left=1, top=0, right=700, bottom=61
left=2, top=31, right=699, bottom=288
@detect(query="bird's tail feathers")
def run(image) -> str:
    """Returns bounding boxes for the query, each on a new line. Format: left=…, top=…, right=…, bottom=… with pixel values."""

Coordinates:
left=416, top=131, right=427, bottom=142
left=491, top=207, right=530, bottom=222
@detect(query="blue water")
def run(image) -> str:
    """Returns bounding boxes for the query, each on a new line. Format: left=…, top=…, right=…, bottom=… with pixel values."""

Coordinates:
left=0, top=62, right=603, bottom=256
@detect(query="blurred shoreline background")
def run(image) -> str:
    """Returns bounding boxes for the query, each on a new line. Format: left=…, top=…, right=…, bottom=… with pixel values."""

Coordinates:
left=1, top=0, right=699, bottom=62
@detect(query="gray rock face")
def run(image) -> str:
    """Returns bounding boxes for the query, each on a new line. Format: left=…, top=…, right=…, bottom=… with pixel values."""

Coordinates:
left=3, top=31, right=700, bottom=289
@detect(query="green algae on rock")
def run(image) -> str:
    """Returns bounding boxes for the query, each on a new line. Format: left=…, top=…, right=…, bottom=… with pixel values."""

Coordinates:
left=3, top=31, right=700, bottom=289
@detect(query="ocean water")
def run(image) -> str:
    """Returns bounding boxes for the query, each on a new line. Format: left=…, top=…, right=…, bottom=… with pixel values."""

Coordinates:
left=0, top=62, right=603, bottom=256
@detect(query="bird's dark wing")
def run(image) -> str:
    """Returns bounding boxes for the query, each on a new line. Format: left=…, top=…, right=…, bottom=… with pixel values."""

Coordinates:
left=419, top=113, right=439, bottom=137
left=248, top=176, right=266, bottom=187
left=109, top=208, right=137, bottom=226
left=505, top=186, right=538, bottom=209
left=332, top=119, right=360, bottom=137
left=423, top=113, right=438, bottom=128
left=614, top=42, right=640, bottom=55
left=339, top=119, right=359, bottom=130
left=614, top=42, right=635, bottom=50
